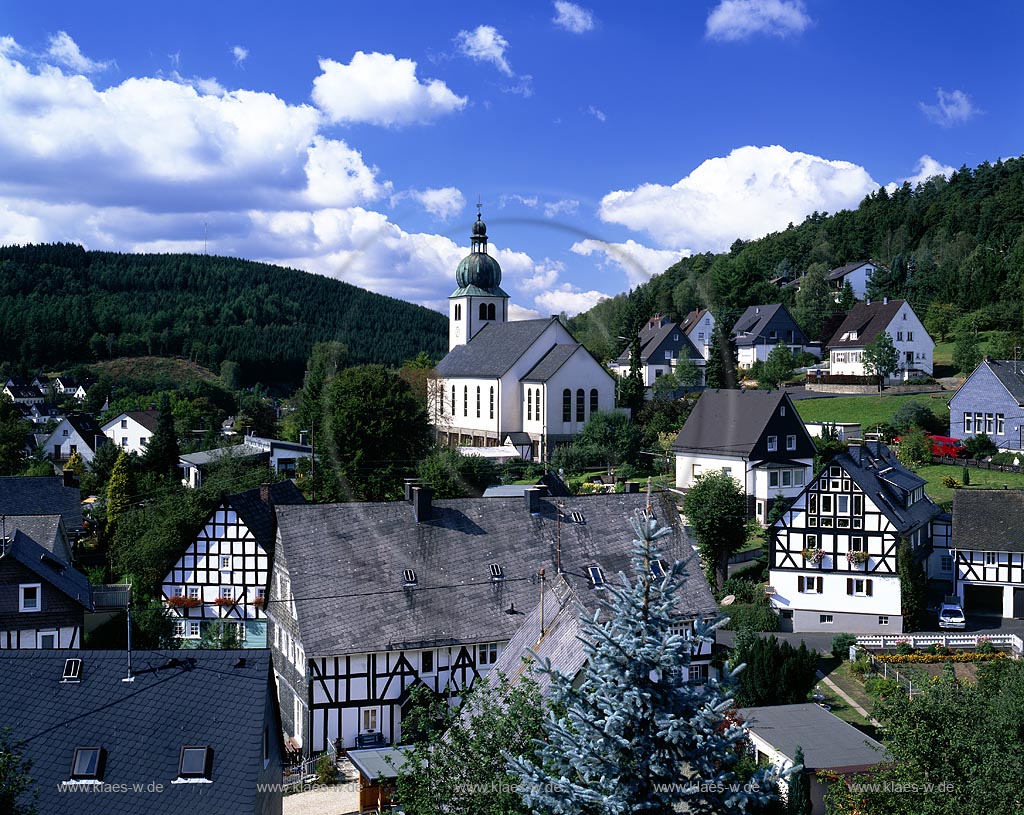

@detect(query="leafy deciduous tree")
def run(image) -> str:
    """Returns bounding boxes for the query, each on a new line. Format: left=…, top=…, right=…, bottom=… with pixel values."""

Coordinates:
left=0, top=727, right=37, bottom=815
left=683, top=469, right=750, bottom=590
left=0, top=395, right=29, bottom=476
left=863, top=331, right=899, bottom=391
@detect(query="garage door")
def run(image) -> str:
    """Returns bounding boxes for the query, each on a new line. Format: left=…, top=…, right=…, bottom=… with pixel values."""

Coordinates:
left=963, top=584, right=1003, bottom=616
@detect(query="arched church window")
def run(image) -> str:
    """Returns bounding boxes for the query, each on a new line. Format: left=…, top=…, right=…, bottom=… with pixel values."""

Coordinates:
left=527, top=389, right=532, bottom=421
left=464, top=386, right=468, bottom=417
left=489, top=387, right=494, bottom=419
left=487, top=303, right=496, bottom=320
left=535, top=388, right=541, bottom=419
left=455, top=303, right=462, bottom=321
left=590, top=388, right=598, bottom=415
left=451, top=385, right=455, bottom=415
left=476, top=386, right=481, bottom=418
left=576, top=389, right=585, bottom=422
left=562, top=389, right=571, bottom=422
left=479, top=303, right=488, bottom=321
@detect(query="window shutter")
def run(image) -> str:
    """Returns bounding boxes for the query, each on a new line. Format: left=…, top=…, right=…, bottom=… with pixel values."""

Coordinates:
left=816, top=576, right=823, bottom=593
left=846, top=578, right=854, bottom=595
left=798, top=576, right=804, bottom=592
left=866, top=579, right=873, bottom=597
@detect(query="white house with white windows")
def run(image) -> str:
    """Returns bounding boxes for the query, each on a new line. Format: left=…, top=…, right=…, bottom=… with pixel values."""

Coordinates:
left=679, top=308, right=716, bottom=361
left=41, top=414, right=106, bottom=464
left=770, top=442, right=943, bottom=633
left=827, top=299, right=933, bottom=381
left=161, top=481, right=304, bottom=646
left=431, top=213, right=616, bottom=461
left=610, top=315, right=705, bottom=387
left=673, top=390, right=816, bottom=524
left=827, top=260, right=877, bottom=300
left=101, top=410, right=160, bottom=455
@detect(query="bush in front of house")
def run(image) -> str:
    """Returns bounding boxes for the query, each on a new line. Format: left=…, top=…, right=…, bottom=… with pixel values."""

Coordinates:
left=720, top=603, right=778, bottom=632
left=831, top=632, right=857, bottom=660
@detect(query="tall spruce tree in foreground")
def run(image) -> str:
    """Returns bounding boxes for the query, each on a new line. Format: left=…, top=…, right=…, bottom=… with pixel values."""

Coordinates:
left=509, top=511, right=782, bottom=814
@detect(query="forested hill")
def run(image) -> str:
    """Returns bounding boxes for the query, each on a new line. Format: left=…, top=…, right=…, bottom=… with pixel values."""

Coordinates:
left=571, top=156, right=1024, bottom=361
left=0, top=245, right=448, bottom=384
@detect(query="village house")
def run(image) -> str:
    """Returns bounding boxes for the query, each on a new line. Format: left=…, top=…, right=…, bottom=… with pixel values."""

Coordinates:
left=266, top=489, right=713, bottom=754
left=0, top=649, right=283, bottom=814
left=610, top=314, right=705, bottom=386
left=41, top=413, right=107, bottom=465
left=827, top=298, right=933, bottom=382
left=731, top=303, right=817, bottom=369
left=948, top=358, right=1024, bottom=451
left=769, top=442, right=942, bottom=633
left=101, top=409, right=160, bottom=455
left=950, top=489, right=1024, bottom=619
left=179, top=434, right=312, bottom=488
left=672, top=389, right=816, bottom=524
left=827, top=260, right=878, bottom=299
left=679, top=307, right=716, bottom=360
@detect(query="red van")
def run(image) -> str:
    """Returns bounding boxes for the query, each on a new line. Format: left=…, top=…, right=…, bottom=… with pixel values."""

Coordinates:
left=928, top=435, right=969, bottom=458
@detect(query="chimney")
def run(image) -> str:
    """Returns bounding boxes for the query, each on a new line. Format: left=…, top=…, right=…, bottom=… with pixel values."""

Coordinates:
left=404, top=478, right=421, bottom=502
left=624, top=481, right=640, bottom=494
left=259, top=483, right=271, bottom=507
left=412, top=486, right=433, bottom=523
left=298, top=430, right=309, bottom=446
left=883, top=296, right=888, bottom=305
left=525, top=487, right=541, bottom=515
left=63, top=469, right=79, bottom=489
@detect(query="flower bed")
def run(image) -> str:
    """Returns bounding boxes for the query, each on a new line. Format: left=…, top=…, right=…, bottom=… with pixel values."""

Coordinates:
left=875, top=652, right=1006, bottom=664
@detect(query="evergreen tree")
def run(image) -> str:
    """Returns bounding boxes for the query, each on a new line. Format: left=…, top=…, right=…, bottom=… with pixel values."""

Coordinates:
left=105, top=449, right=132, bottom=538
left=143, top=394, right=180, bottom=478
left=836, top=280, right=857, bottom=312
left=786, top=746, right=810, bottom=815
left=0, top=395, right=29, bottom=476
left=898, top=540, right=928, bottom=632
left=731, top=631, right=817, bottom=707
left=510, top=512, right=781, bottom=814
left=791, top=263, right=833, bottom=341
left=64, top=451, right=86, bottom=479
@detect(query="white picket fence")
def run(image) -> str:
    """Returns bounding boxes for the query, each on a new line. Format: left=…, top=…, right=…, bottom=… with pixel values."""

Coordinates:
left=855, top=632, right=1023, bottom=655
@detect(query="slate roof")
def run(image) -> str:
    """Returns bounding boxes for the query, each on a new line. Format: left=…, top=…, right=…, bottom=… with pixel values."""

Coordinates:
left=827, top=299, right=904, bottom=349
left=521, top=344, right=580, bottom=382
left=963, top=359, right=1024, bottom=405
left=827, top=260, right=873, bottom=282
left=672, top=389, right=790, bottom=457
left=835, top=443, right=938, bottom=534
left=435, top=318, right=556, bottom=378
left=4, top=384, right=43, bottom=400
left=5, top=530, right=92, bottom=610
left=227, top=480, right=305, bottom=550
left=613, top=317, right=702, bottom=366
left=0, top=649, right=276, bottom=815
left=952, top=489, right=1024, bottom=552
left=274, top=491, right=716, bottom=658
left=0, top=475, right=84, bottom=534
left=61, top=414, right=107, bottom=451
left=4, top=514, right=67, bottom=558
left=679, top=308, right=711, bottom=337
left=732, top=304, right=806, bottom=347
left=738, top=703, right=886, bottom=771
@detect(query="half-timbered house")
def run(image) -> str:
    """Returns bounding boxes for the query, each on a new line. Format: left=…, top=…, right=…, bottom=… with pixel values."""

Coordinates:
left=267, top=489, right=715, bottom=754
left=769, top=442, right=942, bottom=633
left=951, top=489, right=1024, bottom=619
left=161, top=481, right=304, bottom=646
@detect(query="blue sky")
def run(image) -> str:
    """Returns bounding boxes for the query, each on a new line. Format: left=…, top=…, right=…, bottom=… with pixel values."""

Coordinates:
left=2, top=1, right=1021, bottom=317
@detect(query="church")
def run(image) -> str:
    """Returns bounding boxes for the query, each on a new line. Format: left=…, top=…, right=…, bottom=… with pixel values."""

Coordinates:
left=431, top=213, right=616, bottom=462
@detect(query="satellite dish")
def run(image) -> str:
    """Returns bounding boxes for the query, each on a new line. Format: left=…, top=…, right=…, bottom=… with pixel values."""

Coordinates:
left=721, top=594, right=736, bottom=606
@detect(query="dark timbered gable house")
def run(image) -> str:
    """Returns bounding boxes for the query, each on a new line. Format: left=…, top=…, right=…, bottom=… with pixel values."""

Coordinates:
left=161, top=481, right=304, bottom=646
left=770, top=442, right=941, bottom=633
left=951, top=489, right=1024, bottom=618
left=268, top=489, right=716, bottom=754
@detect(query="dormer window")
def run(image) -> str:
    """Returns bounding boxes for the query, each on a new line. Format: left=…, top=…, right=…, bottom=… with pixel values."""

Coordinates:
left=70, top=747, right=105, bottom=781
left=176, top=746, right=213, bottom=782
left=588, top=566, right=605, bottom=589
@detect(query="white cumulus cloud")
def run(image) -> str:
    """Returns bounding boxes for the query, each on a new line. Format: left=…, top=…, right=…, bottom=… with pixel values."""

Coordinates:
left=534, top=285, right=608, bottom=316
left=706, top=0, right=811, bottom=41
left=553, top=2, right=596, bottom=34
left=46, top=31, right=113, bottom=73
left=885, top=155, right=956, bottom=193
left=588, top=105, right=606, bottom=122
left=572, top=239, right=682, bottom=287
left=393, top=187, right=466, bottom=220
left=598, top=145, right=878, bottom=254
left=544, top=199, right=579, bottom=218
left=919, top=88, right=979, bottom=127
left=312, top=51, right=467, bottom=127
left=232, top=45, right=248, bottom=65
left=455, top=25, right=514, bottom=76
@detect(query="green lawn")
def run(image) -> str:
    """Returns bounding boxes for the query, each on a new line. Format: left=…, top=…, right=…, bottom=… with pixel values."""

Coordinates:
left=795, top=393, right=952, bottom=428
left=917, top=463, right=1024, bottom=505
left=815, top=657, right=881, bottom=741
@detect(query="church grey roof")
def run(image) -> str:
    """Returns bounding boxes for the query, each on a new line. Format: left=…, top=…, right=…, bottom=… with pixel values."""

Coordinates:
left=274, top=491, right=715, bottom=658
left=451, top=214, right=508, bottom=298
left=227, top=481, right=305, bottom=551
left=0, top=649, right=276, bottom=815
left=521, top=344, right=580, bottom=382
left=952, top=489, right=1024, bottom=552
left=0, top=475, right=84, bottom=534
left=435, top=318, right=558, bottom=378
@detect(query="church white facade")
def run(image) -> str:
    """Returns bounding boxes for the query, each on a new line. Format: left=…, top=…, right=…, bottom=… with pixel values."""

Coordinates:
left=431, top=214, right=616, bottom=461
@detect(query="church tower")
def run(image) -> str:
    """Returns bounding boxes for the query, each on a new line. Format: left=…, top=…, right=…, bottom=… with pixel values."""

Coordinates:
left=448, top=210, right=509, bottom=350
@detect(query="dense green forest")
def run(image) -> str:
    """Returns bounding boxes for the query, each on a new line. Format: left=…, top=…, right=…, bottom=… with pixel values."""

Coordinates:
left=571, top=157, right=1024, bottom=361
left=0, top=244, right=447, bottom=384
